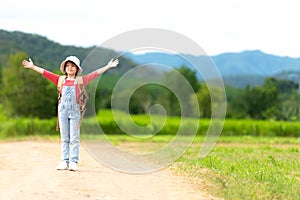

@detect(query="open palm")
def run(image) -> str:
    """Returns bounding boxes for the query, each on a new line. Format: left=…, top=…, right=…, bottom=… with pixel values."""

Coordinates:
left=107, top=59, right=119, bottom=68
left=22, top=58, right=34, bottom=69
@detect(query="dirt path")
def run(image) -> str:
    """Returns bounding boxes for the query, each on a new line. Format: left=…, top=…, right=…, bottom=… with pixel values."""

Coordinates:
left=0, top=141, right=217, bottom=200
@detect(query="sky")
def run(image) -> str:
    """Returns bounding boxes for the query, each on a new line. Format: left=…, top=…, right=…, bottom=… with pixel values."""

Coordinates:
left=1, top=0, right=299, bottom=57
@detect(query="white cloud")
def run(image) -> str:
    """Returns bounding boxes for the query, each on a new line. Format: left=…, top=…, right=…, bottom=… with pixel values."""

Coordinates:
left=1, top=0, right=299, bottom=57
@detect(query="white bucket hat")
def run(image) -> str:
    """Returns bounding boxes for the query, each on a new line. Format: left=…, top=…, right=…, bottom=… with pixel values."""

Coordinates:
left=60, top=56, right=83, bottom=75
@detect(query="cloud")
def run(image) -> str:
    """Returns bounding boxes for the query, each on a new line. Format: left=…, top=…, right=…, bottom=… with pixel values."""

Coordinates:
left=1, top=0, right=299, bottom=57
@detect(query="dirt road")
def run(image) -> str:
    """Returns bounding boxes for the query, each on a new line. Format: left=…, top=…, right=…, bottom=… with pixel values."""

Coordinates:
left=0, top=141, right=216, bottom=200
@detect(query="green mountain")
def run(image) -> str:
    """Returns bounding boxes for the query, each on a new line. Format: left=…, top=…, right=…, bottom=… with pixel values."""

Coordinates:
left=125, top=50, right=300, bottom=77
left=125, top=50, right=300, bottom=87
left=0, top=29, right=135, bottom=73
left=2, top=29, right=300, bottom=88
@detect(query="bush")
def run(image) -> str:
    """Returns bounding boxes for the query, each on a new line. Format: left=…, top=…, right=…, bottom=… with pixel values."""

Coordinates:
left=0, top=117, right=57, bottom=138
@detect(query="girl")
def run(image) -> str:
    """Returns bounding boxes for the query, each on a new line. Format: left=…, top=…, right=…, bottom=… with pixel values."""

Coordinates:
left=22, top=56, right=119, bottom=171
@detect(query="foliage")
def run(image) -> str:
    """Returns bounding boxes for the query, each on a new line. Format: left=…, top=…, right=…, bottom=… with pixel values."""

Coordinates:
left=0, top=29, right=137, bottom=119
left=1, top=52, right=57, bottom=118
left=1, top=29, right=300, bottom=121
left=0, top=104, right=6, bottom=121
left=226, top=77, right=300, bottom=120
left=243, top=78, right=278, bottom=119
left=161, top=66, right=199, bottom=117
left=0, top=29, right=136, bottom=73
left=0, top=117, right=57, bottom=138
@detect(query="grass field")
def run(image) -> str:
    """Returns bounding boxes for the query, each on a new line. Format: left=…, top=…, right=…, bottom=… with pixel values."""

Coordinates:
left=1, top=108, right=300, bottom=199
left=1, top=134, right=300, bottom=199
left=176, top=136, right=300, bottom=200
left=102, top=135, right=300, bottom=200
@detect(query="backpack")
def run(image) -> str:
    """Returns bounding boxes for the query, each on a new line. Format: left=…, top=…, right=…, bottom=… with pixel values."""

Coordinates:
left=56, top=75, right=89, bottom=131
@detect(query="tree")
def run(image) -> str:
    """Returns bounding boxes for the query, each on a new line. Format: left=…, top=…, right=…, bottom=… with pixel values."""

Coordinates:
left=177, top=66, right=200, bottom=92
left=242, top=78, right=278, bottom=119
left=163, top=66, right=199, bottom=117
left=1, top=52, right=57, bottom=118
left=268, top=78, right=299, bottom=120
left=225, top=85, right=246, bottom=118
left=194, top=83, right=211, bottom=118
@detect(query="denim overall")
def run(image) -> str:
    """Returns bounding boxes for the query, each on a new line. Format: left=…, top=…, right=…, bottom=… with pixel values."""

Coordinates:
left=58, top=81, right=81, bottom=164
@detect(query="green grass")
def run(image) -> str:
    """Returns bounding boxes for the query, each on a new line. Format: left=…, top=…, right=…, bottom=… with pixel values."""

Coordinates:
left=1, top=131, right=299, bottom=199
left=84, top=134, right=300, bottom=200
left=0, top=134, right=60, bottom=142
left=1, top=108, right=300, bottom=199
left=172, top=136, right=300, bottom=200
left=96, top=109, right=300, bottom=137
left=1, top=109, right=300, bottom=138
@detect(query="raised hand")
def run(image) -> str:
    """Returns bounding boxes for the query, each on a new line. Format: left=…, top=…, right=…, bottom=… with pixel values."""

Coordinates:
left=107, top=58, right=119, bottom=68
left=22, top=58, right=34, bottom=69
left=22, top=58, right=44, bottom=74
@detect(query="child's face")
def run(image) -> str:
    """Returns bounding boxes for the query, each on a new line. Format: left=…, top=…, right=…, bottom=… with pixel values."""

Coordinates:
left=65, top=61, right=78, bottom=76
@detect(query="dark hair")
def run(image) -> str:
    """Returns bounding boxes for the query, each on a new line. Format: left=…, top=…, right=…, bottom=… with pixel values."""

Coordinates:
left=64, top=61, right=79, bottom=76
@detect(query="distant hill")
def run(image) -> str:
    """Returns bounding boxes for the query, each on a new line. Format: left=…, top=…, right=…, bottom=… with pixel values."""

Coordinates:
left=212, top=50, right=300, bottom=77
left=1, top=29, right=300, bottom=88
left=125, top=50, right=300, bottom=87
left=0, top=29, right=136, bottom=74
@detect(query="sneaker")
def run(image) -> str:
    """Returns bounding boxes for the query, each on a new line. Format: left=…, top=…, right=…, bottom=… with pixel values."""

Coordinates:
left=69, top=162, right=78, bottom=171
left=56, top=161, right=69, bottom=170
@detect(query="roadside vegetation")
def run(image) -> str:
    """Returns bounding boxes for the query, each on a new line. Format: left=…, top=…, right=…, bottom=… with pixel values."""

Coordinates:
left=1, top=109, right=299, bottom=200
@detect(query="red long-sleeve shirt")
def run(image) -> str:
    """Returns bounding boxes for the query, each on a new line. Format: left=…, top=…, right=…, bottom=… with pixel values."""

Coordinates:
left=43, top=70, right=99, bottom=103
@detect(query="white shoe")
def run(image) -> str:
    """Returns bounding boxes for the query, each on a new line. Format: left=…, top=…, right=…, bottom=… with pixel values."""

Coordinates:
left=69, top=162, right=78, bottom=171
left=56, top=161, right=69, bottom=170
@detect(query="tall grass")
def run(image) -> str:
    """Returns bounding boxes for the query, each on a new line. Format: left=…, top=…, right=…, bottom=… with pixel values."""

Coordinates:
left=1, top=109, right=300, bottom=138
left=0, top=117, right=57, bottom=138
left=95, top=110, right=300, bottom=137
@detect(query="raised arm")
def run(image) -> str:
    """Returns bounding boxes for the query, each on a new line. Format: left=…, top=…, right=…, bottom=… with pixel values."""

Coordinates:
left=96, top=59, right=119, bottom=75
left=22, top=58, right=44, bottom=74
